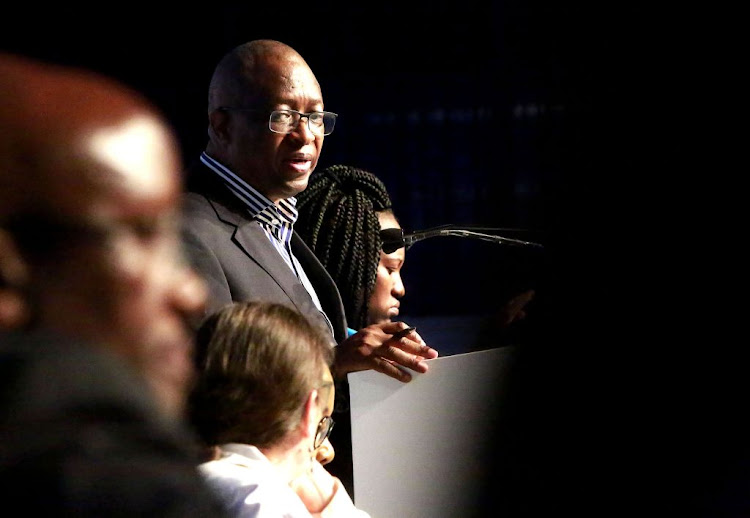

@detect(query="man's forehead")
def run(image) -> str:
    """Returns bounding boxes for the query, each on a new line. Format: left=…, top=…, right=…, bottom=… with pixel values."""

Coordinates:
left=249, top=57, right=322, bottom=100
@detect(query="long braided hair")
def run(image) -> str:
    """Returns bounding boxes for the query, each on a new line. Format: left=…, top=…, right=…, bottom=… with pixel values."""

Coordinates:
left=296, top=164, right=394, bottom=330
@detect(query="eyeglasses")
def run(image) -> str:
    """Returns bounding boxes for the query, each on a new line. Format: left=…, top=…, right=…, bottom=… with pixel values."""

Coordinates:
left=314, top=415, right=335, bottom=449
left=218, top=107, right=337, bottom=136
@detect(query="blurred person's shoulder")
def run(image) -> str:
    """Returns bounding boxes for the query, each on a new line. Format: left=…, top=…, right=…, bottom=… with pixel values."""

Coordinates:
left=0, top=330, right=228, bottom=516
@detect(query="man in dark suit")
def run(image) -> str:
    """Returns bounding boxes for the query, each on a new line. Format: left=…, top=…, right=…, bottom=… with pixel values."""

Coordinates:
left=0, top=51, right=228, bottom=516
left=180, top=39, right=438, bottom=494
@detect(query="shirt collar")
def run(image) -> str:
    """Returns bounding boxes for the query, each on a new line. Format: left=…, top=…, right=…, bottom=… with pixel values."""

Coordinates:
left=200, top=152, right=298, bottom=223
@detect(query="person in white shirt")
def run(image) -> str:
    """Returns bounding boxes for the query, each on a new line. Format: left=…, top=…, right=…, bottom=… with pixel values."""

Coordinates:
left=189, top=301, right=370, bottom=517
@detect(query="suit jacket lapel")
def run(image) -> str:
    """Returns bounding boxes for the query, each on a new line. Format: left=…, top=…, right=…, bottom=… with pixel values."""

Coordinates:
left=226, top=204, right=349, bottom=343
left=187, top=160, right=348, bottom=342
left=292, top=233, right=348, bottom=342
left=189, top=162, right=302, bottom=304
left=233, top=219, right=304, bottom=302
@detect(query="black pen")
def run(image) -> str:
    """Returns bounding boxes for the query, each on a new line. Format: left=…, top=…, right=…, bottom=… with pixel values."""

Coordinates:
left=392, top=326, right=416, bottom=339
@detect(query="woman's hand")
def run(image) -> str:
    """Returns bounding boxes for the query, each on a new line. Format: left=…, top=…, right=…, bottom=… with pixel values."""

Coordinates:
left=333, top=322, right=438, bottom=382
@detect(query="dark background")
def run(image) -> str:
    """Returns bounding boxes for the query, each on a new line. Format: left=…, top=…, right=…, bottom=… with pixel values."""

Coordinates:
left=0, top=1, right=586, bottom=329
left=5, top=4, right=741, bottom=516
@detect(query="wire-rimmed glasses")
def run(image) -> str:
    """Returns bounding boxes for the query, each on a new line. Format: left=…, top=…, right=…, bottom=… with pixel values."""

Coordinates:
left=314, top=415, right=335, bottom=449
left=218, top=107, right=337, bottom=136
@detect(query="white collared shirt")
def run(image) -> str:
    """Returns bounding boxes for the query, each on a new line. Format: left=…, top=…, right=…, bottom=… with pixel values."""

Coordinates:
left=199, top=443, right=370, bottom=518
left=199, top=443, right=311, bottom=518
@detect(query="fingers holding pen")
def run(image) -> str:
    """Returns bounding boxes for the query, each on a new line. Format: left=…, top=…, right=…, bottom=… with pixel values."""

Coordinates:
left=333, top=322, right=438, bottom=381
left=388, top=325, right=438, bottom=361
left=378, top=324, right=438, bottom=376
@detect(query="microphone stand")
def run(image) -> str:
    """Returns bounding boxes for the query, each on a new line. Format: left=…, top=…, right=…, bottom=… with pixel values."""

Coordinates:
left=403, top=224, right=544, bottom=250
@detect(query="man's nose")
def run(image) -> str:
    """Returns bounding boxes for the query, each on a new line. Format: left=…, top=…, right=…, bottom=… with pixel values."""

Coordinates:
left=289, top=115, right=316, bottom=143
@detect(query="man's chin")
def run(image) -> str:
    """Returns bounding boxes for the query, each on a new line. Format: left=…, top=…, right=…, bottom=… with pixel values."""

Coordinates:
left=285, top=175, right=312, bottom=197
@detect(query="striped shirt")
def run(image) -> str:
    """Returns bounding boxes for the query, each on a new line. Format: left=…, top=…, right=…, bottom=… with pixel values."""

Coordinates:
left=199, top=152, right=334, bottom=337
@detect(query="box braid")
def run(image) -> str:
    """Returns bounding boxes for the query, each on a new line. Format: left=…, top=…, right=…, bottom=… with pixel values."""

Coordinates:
left=296, top=164, right=394, bottom=330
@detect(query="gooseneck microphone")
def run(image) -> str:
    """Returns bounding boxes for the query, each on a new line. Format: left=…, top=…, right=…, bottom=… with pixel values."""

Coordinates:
left=380, top=225, right=544, bottom=254
left=404, top=225, right=544, bottom=250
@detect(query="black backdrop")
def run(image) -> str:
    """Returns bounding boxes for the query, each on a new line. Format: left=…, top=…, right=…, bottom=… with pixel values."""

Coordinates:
left=6, top=4, right=734, bottom=517
left=0, top=1, right=583, bottom=322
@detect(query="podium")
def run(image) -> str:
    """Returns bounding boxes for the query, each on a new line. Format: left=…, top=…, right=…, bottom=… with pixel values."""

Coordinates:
left=349, top=346, right=517, bottom=518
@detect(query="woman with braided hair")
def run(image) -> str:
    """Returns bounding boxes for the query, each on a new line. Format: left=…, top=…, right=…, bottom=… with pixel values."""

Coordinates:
left=296, top=164, right=406, bottom=333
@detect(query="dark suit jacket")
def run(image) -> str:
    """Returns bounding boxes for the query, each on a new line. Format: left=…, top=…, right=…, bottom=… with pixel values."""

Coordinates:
left=180, top=160, right=348, bottom=345
left=0, top=330, right=228, bottom=517
left=180, top=159, right=355, bottom=495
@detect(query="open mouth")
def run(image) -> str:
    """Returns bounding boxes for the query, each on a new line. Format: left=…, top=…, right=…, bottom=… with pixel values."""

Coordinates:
left=287, top=158, right=312, bottom=172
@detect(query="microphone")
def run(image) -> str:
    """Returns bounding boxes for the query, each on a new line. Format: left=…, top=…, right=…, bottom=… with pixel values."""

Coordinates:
left=381, top=225, right=544, bottom=254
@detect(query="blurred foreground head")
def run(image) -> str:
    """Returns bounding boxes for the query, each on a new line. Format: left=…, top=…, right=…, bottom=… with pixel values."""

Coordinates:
left=0, top=52, right=207, bottom=418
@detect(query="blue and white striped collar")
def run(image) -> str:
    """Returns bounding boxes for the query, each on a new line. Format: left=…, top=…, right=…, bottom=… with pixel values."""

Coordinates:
left=199, top=152, right=298, bottom=222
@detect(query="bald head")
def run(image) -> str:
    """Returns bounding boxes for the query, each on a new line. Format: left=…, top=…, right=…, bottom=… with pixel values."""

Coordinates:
left=0, top=52, right=180, bottom=224
left=208, top=39, right=319, bottom=112
left=0, top=52, right=206, bottom=419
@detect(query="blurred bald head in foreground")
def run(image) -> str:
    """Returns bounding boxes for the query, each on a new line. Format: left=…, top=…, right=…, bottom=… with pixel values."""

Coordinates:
left=0, top=52, right=230, bottom=516
left=0, top=52, right=207, bottom=418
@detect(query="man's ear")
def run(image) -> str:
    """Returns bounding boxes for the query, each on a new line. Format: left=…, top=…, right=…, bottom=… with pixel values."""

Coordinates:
left=0, top=228, right=30, bottom=329
left=208, top=108, right=231, bottom=145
